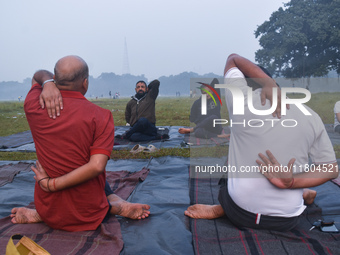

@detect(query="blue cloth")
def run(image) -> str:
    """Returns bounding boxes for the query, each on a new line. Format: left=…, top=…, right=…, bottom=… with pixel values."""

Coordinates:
left=125, top=117, right=158, bottom=142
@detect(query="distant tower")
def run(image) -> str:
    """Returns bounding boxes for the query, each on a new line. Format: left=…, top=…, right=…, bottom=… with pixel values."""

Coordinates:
left=122, top=37, right=130, bottom=74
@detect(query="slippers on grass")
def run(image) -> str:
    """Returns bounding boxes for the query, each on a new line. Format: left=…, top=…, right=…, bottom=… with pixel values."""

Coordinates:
left=143, top=144, right=159, bottom=153
left=130, top=144, right=147, bottom=154
left=130, top=144, right=159, bottom=154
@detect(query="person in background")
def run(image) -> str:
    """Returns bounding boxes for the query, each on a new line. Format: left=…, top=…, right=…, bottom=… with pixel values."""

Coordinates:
left=178, top=78, right=229, bottom=139
left=334, top=101, right=340, bottom=133
left=117, top=80, right=166, bottom=142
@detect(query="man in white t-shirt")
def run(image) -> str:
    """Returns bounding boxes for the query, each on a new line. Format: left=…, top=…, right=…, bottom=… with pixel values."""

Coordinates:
left=185, top=54, right=338, bottom=231
left=334, top=101, right=340, bottom=133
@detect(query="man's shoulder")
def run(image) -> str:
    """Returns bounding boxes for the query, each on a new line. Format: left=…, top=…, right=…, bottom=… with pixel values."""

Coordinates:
left=127, top=97, right=136, bottom=105
left=81, top=100, right=112, bottom=116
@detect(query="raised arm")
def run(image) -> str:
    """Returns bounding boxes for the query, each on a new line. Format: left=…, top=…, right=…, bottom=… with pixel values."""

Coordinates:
left=224, top=53, right=283, bottom=118
left=147, top=79, right=160, bottom=100
left=32, top=70, right=63, bottom=119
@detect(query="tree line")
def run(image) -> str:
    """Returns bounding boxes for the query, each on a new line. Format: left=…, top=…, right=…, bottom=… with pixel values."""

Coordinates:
left=255, top=0, right=340, bottom=89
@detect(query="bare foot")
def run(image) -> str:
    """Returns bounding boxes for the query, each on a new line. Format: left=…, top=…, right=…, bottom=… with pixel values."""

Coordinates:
left=217, top=133, right=230, bottom=139
left=178, top=128, right=193, bottom=134
left=108, top=194, right=150, bottom=220
left=10, top=207, right=42, bottom=224
left=303, top=189, right=317, bottom=205
left=184, top=204, right=225, bottom=219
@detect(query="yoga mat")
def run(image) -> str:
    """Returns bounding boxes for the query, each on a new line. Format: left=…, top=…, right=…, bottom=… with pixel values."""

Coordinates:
left=189, top=172, right=340, bottom=255
left=0, top=168, right=149, bottom=255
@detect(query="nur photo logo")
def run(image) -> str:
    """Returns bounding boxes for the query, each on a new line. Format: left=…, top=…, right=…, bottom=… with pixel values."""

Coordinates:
left=197, top=82, right=222, bottom=115
left=199, top=82, right=312, bottom=128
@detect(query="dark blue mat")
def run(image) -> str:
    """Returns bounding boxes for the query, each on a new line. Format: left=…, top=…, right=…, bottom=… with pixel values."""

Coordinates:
left=0, top=131, right=33, bottom=149
left=0, top=157, right=194, bottom=255
left=2, top=124, right=337, bottom=152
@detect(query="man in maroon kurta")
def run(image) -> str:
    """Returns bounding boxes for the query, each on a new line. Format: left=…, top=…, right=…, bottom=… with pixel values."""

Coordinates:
left=10, top=56, right=150, bottom=231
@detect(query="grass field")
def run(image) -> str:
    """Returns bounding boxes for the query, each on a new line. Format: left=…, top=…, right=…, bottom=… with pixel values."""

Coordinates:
left=1, top=92, right=340, bottom=160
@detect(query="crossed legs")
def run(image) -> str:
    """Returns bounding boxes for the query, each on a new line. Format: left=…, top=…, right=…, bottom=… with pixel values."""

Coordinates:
left=185, top=189, right=317, bottom=219
left=10, top=194, right=150, bottom=225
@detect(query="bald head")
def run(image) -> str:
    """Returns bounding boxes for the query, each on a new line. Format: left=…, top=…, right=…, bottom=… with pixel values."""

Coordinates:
left=54, top=55, right=89, bottom=93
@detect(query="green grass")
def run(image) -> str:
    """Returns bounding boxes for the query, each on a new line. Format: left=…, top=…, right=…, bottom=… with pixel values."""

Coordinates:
left=0, top=151, right=37, bottom=161
left=1, top=93, right=340, bottom=160
left=111, top=147, right=190, bottom=159
left=0, top=101, right=30, bottom=136
left=288, top=92, right=340, bottom=124
left=0, top=148, right=190, bottom=161
left=91, top=97, right=192, bottom=126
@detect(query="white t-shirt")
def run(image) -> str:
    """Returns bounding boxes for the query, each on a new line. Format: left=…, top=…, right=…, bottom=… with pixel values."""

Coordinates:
left=333, top=101, right=340, bottom=130
left=224, top=67, right=336, bottom=217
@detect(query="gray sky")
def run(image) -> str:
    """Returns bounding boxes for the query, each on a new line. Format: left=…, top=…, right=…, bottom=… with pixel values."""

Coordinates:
left=0, top=0, right=287, bottom=82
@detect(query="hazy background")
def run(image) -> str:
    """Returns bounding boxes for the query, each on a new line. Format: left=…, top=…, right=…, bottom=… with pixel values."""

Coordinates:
left=0, top=0, right=286, bottom=83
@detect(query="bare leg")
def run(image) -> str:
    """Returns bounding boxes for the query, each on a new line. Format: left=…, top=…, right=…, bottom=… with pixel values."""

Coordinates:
left=178, top=128, right=194, bottom=134
left=184, top=204, right=225, bottom=219
left=10, top=207, right=42, bottom=224
left=303, top=189, right=317, bottom=205
left=107, top=194, right=150, bottom=220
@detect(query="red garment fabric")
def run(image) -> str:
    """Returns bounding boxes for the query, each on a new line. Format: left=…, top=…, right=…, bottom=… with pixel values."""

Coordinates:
left=24, top=84, right=114, bottom=231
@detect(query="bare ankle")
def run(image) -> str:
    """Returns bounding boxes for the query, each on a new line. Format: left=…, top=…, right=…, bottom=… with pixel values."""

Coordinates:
left=212, top=205, right=225, bottom=218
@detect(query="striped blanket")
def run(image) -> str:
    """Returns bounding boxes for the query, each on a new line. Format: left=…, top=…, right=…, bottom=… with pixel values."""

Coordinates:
left=0, top=168, right=149, bottom=255
left=189, top=175, right=340, bottom=255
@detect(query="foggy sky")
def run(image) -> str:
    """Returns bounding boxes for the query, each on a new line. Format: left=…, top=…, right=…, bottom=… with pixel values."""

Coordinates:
left=0, top=0, right=287, bottom=82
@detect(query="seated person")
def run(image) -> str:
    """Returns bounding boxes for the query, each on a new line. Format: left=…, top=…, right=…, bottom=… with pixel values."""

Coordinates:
left=334, top=101, right=340, bottom=133
left=117, top=80, right=165, bottom=142
left=179, top=78, right=229, bottom=139
left=10, top=56, right=150, bottom=232
left=185, top=53, right=338, bottom=232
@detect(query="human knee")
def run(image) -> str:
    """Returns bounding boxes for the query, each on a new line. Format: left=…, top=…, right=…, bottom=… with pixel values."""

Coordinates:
left=129, top=133, right=140, bottom=142
left=194, top=128, right=208, bottom=138
left=138, top=117, right=149, bottom=125
left=335, top=125, right=340, bottom=133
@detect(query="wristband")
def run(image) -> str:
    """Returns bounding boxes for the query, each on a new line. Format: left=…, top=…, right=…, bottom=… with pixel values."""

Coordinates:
left=42, top=79, right=55, bottom=87
left=47, top=177, right=52, bottom=192
left=37, top=176, right=49, bottom=186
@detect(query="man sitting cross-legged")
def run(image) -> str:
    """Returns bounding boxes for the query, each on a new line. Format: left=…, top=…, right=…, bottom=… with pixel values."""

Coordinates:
left=185, top=53, right=338, bottom=231
left=10, top=55, right=150, bottom=231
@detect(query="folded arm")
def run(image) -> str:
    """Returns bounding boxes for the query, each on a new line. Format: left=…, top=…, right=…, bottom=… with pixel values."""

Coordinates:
left=32, top=154, right=109, bottom=192
left=256, top=150, right=339, bottom=189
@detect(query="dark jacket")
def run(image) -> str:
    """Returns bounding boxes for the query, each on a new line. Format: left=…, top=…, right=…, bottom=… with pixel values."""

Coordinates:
left=125, top=80, right=160, bottom=126
left=190, top=97, right=221, bottom=124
